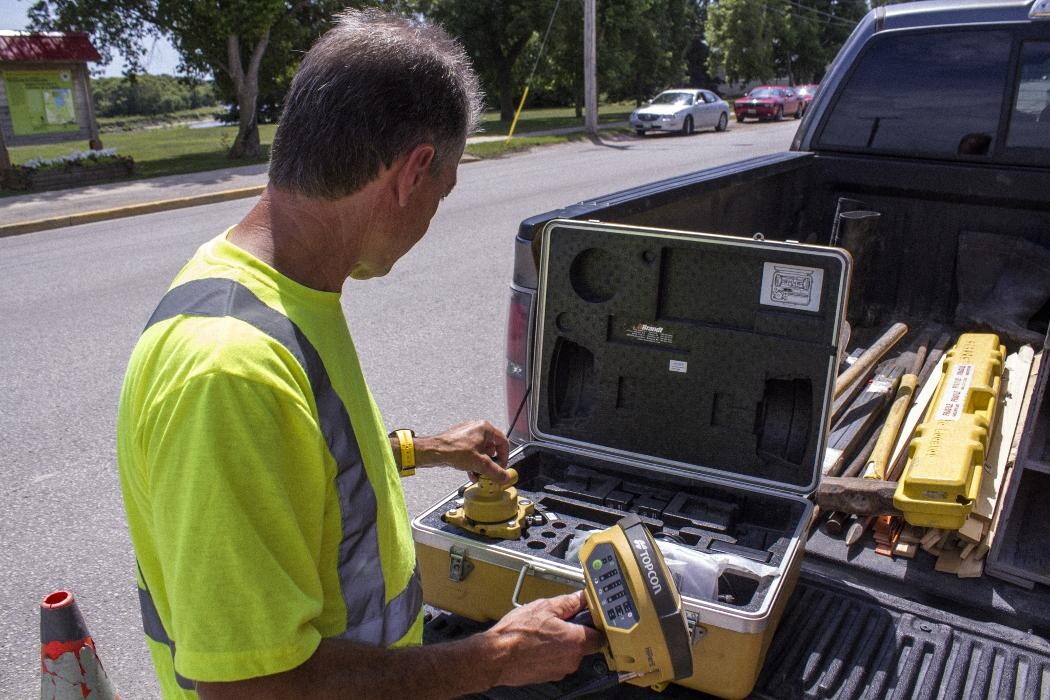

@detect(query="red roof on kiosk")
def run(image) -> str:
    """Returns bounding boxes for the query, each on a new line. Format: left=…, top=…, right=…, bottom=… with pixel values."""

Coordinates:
left=0, top=32, right=102, bottom=63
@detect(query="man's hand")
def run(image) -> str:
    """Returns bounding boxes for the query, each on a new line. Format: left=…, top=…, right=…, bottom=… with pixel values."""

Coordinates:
left=480, top=590, right=605, bottom=687
left=198, top=590, right=605, bottom=699
left=415, top=420, right=511, bottom=483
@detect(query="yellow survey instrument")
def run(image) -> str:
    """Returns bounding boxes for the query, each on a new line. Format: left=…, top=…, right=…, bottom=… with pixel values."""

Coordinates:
left=577, top=515, right=693, bottom=691
left=893, top=333, right=1006, bottom=529
left=442, top=468, right=535, bottom=539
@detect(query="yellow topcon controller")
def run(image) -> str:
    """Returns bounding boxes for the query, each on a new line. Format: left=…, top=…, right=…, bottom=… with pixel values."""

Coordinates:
left=577, top=514, right=693, bottom=691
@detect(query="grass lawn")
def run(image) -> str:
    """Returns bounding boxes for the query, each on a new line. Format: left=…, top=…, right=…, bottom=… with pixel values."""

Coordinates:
left=465, top=127, right=632, bottom=159
left=3, top=102, right=638, bottom=190
left=477, top=101, right=635, bottom=136
left=6, top=123, right=277, bottom=181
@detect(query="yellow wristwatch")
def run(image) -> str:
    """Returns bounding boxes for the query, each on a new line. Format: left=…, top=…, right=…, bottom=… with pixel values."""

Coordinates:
left=390, top=429, right=416, bottom=477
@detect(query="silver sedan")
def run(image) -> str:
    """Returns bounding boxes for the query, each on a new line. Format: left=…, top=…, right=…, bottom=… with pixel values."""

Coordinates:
left=630, top=89, right=730, bottom=136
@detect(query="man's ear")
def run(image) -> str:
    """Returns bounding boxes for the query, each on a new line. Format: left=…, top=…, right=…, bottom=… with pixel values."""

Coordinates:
left=395, top=144, right=436, bottom=207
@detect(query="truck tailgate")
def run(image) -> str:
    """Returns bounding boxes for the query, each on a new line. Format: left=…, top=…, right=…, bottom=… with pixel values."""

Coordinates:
left=424, top=561, right=1050, bottom=699
left=755, top=561, right=1050, bottom=699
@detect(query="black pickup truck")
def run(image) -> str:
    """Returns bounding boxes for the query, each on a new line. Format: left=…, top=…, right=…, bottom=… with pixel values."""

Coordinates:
left=491, top=1, right=1050, bottom=697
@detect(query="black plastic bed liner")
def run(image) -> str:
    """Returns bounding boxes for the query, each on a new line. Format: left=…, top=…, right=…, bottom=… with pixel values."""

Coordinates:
left=423, top=562, right=1050, bottom=699
left=753, top=561, right=1050, bottom=699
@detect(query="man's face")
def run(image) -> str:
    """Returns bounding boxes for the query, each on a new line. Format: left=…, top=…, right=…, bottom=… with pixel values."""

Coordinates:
left=403, top=151, right=460, bottom=250
left=350, top=145, right=461, bottom=280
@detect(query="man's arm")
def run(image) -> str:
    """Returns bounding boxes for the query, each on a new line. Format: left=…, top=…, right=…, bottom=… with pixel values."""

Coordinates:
left=393, top=420, right=512, bottom=482
left=196, top=591, right=603, bottom=699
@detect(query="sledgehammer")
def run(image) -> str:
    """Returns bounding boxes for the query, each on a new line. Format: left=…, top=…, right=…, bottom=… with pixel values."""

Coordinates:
left=815, top=476, right=904, bottom=517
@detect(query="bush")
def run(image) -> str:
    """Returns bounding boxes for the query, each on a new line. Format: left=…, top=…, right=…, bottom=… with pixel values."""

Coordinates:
left=21, top=148, right=126, bottom=172
left=92, top=75, right=219, bottom=117
left=3, top=149, right=135, bottom=190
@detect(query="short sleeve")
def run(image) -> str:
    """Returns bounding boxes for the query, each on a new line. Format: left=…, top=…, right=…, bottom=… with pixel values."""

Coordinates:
left=141, top=369, right=333, bottom=682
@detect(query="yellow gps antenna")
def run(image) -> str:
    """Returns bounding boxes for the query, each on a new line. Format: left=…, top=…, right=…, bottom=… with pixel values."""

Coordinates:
left=442, top=468, right=535, bottom=539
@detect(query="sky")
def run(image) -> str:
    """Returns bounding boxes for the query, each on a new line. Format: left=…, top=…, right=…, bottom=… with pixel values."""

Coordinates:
left=0, top=0, right=182, bottom=77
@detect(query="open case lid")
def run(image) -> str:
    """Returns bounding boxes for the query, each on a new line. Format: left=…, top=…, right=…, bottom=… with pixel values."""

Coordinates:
left=530, top=220, right=851, bottom=496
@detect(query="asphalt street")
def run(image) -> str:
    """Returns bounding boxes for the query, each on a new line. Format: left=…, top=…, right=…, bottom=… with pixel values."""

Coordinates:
left=0, top=120, right=798, bottom=698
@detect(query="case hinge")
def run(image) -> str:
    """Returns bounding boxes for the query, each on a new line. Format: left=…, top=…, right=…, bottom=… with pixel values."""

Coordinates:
left=685, top=611, right=707, bottom=646
left=448, top=546, right=474, bottom=582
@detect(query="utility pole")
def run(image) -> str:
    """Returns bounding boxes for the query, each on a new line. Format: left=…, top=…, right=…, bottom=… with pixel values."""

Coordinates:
left=0, top=125, right=10, bottom=171
left=583, top=0, right=597, bottom=135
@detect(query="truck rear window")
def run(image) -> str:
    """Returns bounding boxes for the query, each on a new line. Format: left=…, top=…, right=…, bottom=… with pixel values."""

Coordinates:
left=1006, top=41, right=1050, bottom=154
left=817, top=30, right=1012, bottom=160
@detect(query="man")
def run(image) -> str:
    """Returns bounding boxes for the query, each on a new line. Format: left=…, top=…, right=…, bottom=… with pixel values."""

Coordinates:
left=1039, top=89, right=1050, bottom=123
left=117, top=9, right=601, bottom=698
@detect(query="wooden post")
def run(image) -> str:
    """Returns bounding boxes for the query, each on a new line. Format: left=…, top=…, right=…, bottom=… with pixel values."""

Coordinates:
left=0, top=121, right=10, bottom=171
left=79, top=64, right=102, bottom=150
left=583, top=0, right=597, bottom=136
left=0, top=67, right=10, bottom=170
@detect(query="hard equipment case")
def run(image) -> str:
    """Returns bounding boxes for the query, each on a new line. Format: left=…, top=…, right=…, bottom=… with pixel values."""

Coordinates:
left=412, top=220, right=851, bottom=698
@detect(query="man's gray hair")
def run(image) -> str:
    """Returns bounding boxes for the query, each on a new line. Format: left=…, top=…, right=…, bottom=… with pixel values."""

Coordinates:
left=269, top=9, right=483, bottom=199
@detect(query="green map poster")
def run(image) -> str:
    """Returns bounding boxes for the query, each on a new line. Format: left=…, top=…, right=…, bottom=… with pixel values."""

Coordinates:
left=3, top=69, right=78, bottom=136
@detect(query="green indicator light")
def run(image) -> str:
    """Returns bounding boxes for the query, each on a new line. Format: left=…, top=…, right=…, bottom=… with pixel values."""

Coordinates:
left=591, top=559, right=603, bottom=571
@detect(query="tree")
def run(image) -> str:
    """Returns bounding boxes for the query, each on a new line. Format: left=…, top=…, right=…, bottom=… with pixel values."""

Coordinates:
left=28, top=0, right=364, bottom=158
left=686, top=0, right=722, bottom=92
left=599, top=0, right=702, bottom=105
left=706, top=0, right=777, bottom=84
left=706, top=0, right=867, bottom=86
left=91, top=74, right=218, bottom=116
left=526, top=0, right=705, bottom=116
left=538, top=0, right=584, bottom=116
left=156, top=1, right=285, bottom=158
left=417, top=0, right=555, bottom=121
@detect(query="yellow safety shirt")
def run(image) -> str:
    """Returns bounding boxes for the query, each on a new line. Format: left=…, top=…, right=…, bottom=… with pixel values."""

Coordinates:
left=116, top=232, right=422, bottom=698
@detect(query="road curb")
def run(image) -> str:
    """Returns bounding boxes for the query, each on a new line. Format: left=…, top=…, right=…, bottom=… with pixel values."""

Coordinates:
left=0, top=185, right=267, bottom=238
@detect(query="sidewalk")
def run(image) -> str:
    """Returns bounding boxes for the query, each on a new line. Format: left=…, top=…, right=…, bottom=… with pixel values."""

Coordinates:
left=0, top=163, right=270, bottom=235
left=0, top=122, right=627, bottom=237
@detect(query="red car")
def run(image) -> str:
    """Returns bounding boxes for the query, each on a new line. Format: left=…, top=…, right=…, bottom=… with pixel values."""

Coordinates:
left=734, top=86, right=805, bottom=122
left=795, top=83, right=820, bottom=107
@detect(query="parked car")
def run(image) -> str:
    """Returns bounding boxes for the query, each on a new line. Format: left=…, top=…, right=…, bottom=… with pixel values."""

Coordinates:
left=795, top=83, right=820, bottom=107
left=733, top=86, right=805, bottom=122
left=630, top=89, right=730, bottom=136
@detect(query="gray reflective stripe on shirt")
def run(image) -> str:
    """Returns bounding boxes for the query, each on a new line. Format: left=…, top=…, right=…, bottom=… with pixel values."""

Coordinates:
left=140, top=277, right=421, bottom=658
left=137, top=584, right=196, bottom=690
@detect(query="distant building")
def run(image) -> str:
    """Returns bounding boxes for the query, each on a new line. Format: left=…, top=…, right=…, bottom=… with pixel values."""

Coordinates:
left=0, top=31, right=103, bottom=169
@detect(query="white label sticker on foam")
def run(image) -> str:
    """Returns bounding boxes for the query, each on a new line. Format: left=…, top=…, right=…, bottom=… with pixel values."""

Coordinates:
left=760, top=262, right=824, bottom=312
left=934, top=364, right=974, bottom=421
left=669, top=360, right=688, bottom=373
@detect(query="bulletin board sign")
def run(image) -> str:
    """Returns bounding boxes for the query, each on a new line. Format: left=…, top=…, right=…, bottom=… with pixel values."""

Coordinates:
left=3, top=69, right=78, bottom=136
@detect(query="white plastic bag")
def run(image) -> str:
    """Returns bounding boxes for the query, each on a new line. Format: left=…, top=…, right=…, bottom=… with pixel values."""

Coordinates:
left=564, top=531, right=779, bottom=603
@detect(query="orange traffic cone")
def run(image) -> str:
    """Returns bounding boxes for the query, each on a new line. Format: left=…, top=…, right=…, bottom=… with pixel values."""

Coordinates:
left=40, top=590, right=119, bottom=700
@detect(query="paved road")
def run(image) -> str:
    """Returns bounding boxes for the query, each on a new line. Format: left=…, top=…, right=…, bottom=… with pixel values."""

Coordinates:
left=0, top=120, right=798, bottom=698
left=0, top=123, right=630, bottom=228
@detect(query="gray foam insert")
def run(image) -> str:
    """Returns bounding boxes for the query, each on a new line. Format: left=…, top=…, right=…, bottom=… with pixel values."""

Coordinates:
left=418, top=444, right=807, bottom=613
left=534, top=223, right=847, bottom=489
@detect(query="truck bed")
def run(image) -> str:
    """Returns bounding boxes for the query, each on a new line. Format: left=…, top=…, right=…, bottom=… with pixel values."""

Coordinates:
left=495, top=149, right=1050, bottom=699
left=518, top=151, right=1050, bottom=327
left=424, top=552, right=1050, bottom=698
left=494, top=4, right=1050, bottom=694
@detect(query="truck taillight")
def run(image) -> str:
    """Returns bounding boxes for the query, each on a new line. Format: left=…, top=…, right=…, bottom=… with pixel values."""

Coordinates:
left=505, top=287, right=533, bottom=442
